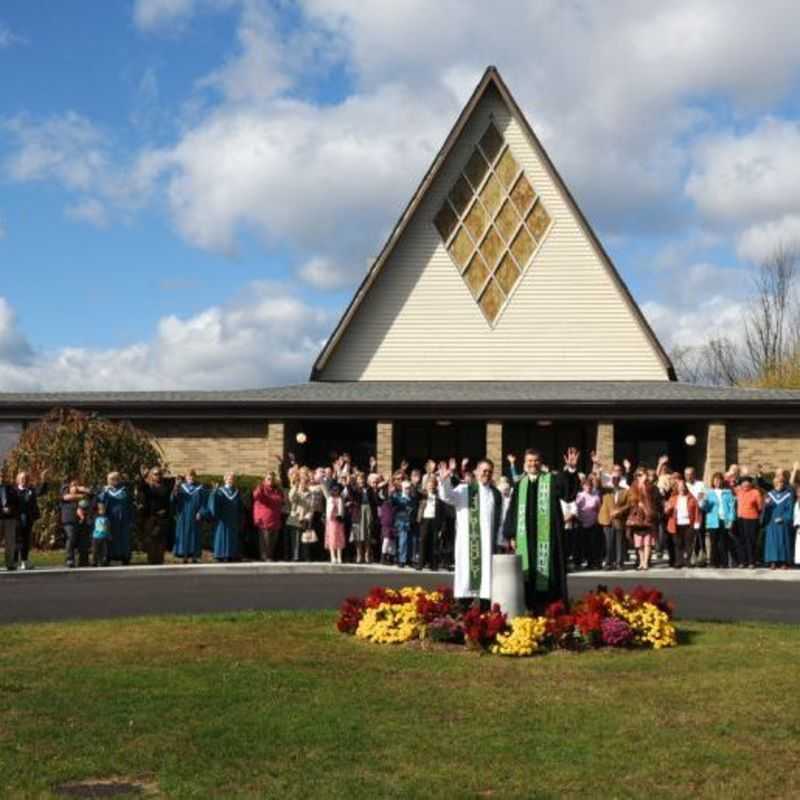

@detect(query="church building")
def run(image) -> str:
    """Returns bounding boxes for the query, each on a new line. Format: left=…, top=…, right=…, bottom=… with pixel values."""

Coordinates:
left=3, top=67, right=800, bottom=478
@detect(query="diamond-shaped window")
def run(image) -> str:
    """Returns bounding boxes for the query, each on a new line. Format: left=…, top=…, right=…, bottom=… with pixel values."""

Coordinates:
left=479, top=226, right=503, bottom=270
left=433, top=122, right=553, bottom=326
left=479, top=280, right=504, bottom=322
left=479, top=123, right=504, bottom=165
left=479, top=174, right=503, bottom=217
left=510, top=174, right=535, bottom=215
left=464, top=253, right=490, bottom=297
left=527, top=201, right=552, bottom=241
left=464, top=149, right=489, bottom=191
left=510, top=226, right=535, bottom=268
left=495, top=148, right=518, bottom=189
left=495, top=199, right=520, bottom=243
left=449, top=176, right=473, bottom=217
left=449, top=226, right=474, bottom=270
left=495, top=254, right=520, bottom=296
left=434, top=203, right=458, bottom=241
left=463, top=200, right=488, bottom=243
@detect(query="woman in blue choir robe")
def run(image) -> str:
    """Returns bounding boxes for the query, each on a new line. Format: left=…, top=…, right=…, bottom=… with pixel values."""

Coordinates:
left=762, top=473, right=794, bottom=568
left=173, top=469, right=208, bottom=563
left=97, top=472, right=135, bottom=564
left=208, top=473, right=244, bottom=561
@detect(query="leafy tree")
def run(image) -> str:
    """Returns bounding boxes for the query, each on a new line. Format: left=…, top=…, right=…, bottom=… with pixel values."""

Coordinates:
left=2, top=408, right=165, bottom=548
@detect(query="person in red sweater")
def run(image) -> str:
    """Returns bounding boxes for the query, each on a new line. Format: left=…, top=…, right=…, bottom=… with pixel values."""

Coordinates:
left=735, top=475, right=764, bottom=568
left=252, top=472, right=285, bottom=561
left=664, top=478, right=701, bottom=568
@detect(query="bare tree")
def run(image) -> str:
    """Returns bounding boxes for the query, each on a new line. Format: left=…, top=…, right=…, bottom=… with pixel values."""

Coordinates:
left=744, top=243, right=800, bottom=377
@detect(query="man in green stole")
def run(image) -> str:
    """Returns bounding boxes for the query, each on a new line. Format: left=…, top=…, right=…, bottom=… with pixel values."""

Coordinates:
left=503, top=448, right=580, bottom=610
left=438, top=459, right=502, bottom=608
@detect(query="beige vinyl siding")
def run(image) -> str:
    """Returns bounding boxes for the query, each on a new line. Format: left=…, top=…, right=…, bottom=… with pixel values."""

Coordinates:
left=319, top=89, right=668, bottom=382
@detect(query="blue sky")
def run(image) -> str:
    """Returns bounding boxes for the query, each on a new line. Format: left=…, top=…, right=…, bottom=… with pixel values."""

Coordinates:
left=2, top=0, right=800, bottom=389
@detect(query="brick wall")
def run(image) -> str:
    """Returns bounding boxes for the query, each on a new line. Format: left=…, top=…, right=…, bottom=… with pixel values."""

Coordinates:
left=703, top=421, right=726, bottom=482
left=727, top=420, right=800, bottom=473
left=141, top=420, right=271, bottom=476
left=486, top=420, right=502, bottom=466
left=595, top=421, right=614, bottom=467
left=377, top=421, right=393, bottom=476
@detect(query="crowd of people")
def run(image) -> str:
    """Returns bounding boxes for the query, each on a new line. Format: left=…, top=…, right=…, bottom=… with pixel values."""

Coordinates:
left=1, top=451, right=799, bottom=573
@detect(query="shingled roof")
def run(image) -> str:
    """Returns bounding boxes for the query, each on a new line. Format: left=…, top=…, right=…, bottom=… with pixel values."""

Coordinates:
left=0, top=381, right=800, bottom=416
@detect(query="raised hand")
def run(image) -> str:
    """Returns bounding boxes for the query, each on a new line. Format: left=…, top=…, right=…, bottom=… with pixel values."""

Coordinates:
left=506, top=453, right=516, bottom=465
left=563, top=448, right=580, bottom=469
left=590, top=450, right=599, bottom=465
left=461, top=458, right=470, bottom=471
left=369, top=456, right=378, bottom=470
left=448, top=457, right=457, bottom=473
left=623, top=458, right=632, bottom=472
left=400, top=459, right=409, bottom=472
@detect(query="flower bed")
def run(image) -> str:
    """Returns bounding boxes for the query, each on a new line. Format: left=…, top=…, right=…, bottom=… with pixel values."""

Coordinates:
left=337, top=585, right=677, bottom=655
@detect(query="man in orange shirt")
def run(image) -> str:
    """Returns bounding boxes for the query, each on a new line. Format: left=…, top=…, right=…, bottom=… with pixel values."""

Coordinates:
left=734, top=475, right=763, bottom=568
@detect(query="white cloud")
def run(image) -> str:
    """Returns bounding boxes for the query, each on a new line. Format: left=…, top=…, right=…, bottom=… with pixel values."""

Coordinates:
left=0, top=283, right=333, bottom=391
left=65, top=198, right=109, bottom=228
left=736, top=214, right=800, bottom=263
left=0, top=23, right=28, bottom=48
left=686, top=118, right=800, bottom=226
left=642, top=294, right=748, bottom=352
left=2, top=112, right=110, bottom=192
left=298, top=257, right=354, bottom=290
left=0, top=298, right=34, bottom=366
left=133, top=0, right=198, bottom=31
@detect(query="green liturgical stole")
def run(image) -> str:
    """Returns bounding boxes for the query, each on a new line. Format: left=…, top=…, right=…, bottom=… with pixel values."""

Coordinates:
left=467, top=483, right=482, bottom=592
left=515, top=473, right=552, bottom=592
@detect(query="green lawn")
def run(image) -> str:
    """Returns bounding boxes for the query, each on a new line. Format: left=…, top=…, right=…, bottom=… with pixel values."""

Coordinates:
left=0, top=613, right=798, bottom=799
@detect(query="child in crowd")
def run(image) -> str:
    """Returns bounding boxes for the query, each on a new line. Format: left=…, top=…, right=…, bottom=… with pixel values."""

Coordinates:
left=92, top=502, right=111, bottom=567
left=391, top=479, right=417, bottom=568
left=575, top=475, right=602, bottom=570
left=325, top=482, right=346, bottom=564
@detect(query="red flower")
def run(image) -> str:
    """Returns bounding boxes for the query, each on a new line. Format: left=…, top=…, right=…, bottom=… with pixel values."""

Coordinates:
left=336, top=596, right=365, bottom=634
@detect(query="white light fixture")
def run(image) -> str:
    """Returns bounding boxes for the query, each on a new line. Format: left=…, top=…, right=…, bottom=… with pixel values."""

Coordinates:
left=296, top=432, right=308, bottom=444
left=435, top=420, right=452, bottom=427
left=685, top=434, right=697, bottom=447
left=536, top=420, right=552, bottom=427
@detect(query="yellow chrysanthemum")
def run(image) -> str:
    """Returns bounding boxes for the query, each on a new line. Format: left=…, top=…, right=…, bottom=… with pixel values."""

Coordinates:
left=492, top=616, right=548, bottom=657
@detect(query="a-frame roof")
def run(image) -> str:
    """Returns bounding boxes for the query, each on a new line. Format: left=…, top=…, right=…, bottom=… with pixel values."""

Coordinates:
left=311, top=66, right=675, bottom=381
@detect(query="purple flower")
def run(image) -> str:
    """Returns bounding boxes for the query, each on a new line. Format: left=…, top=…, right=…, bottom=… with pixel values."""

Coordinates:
left=601, top=617, right=633, bottom=647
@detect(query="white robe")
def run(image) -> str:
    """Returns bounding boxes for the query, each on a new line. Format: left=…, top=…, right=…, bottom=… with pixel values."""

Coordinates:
left=440, top=480, right=495, bottom=599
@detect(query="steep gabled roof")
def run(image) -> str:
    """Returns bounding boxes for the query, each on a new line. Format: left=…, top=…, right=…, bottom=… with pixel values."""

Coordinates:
left=311, top=66, right=675, bottom=381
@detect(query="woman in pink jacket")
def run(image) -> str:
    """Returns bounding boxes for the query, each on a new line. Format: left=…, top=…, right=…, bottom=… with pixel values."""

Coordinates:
left=252, top=472, right=285, bottom=561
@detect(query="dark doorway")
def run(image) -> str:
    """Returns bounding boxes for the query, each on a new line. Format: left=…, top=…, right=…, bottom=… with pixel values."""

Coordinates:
left=287, top=420, right=376, bottom=471
left=392, top=421, right=486, bottom=471
left=614, top=421, right=704, bottom=472
left=502, top=422, right=596, bottom=475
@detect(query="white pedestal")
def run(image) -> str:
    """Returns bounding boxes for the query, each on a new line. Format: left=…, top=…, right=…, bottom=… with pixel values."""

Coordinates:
left=491, top=553, right=525, bottom=619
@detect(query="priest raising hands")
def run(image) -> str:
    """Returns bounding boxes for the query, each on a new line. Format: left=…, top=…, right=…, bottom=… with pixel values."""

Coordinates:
left=438, top=458, right=503, bottom=608
left=503, top=448, right=580, bottom=611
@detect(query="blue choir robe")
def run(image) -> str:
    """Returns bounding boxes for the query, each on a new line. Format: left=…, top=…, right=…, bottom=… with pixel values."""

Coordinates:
left=173, top=482, right=208, bottom=558
left=762, top=489, right=794, bottom=563
left=208, top=486, right=243, bottom=560
left=97, top=485, right=135, bottom=562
